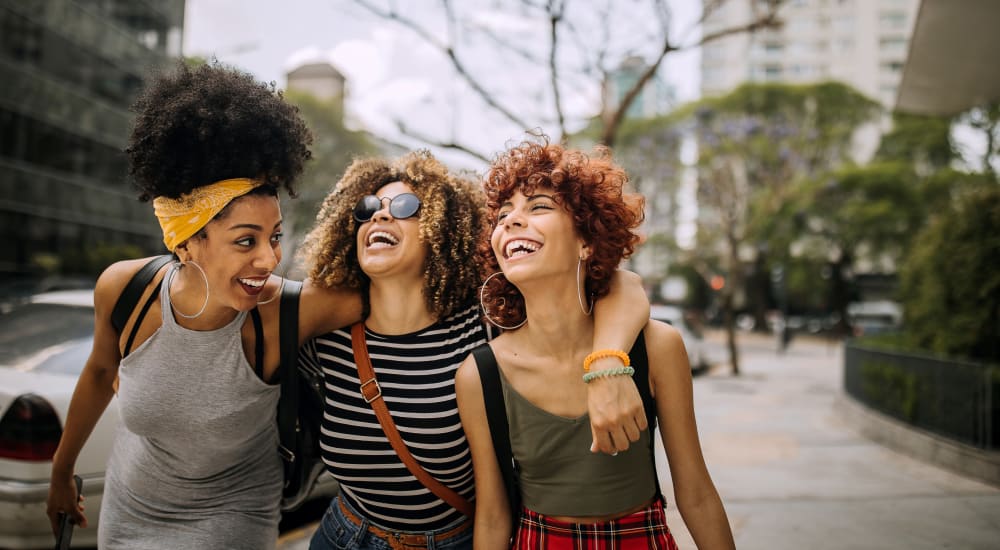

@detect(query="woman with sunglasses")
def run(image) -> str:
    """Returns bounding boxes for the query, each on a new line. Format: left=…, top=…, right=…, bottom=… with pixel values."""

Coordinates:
left=456, top=139, right=735, bottom=549
left=45, top=62, right=363, bottom=549
left=297, top=151, right=651, bottom=550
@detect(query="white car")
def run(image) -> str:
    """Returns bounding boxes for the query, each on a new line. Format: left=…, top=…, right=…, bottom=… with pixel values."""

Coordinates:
left=650, top=304, right=709, bottom=372
left=0, top=289, right=337, bottom=548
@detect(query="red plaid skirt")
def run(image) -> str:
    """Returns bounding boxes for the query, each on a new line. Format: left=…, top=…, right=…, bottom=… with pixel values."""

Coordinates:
left=512, top=496, right=680, bottom=549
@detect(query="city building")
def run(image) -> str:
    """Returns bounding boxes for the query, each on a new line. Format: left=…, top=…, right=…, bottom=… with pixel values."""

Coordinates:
left=0, top=0, right=184, bottom=280
left=895, top=0, right=1000, bottom=116
left=287, top=61, right=346, bottom=109
left=701, top=0, right=920, bottom=108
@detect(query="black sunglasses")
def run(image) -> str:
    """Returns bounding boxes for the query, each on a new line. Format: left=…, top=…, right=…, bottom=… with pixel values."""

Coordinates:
left=353, top=193, right=422, bottom=223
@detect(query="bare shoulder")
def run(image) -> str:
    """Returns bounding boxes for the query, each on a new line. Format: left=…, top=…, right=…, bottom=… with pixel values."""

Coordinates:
left=643, top=319, right=690, bottom=372
left=454, top=353, right=482, bottom=394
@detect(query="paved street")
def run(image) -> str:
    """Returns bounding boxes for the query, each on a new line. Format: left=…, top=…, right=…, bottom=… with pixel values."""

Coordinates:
left=658, top=331, right=1000, bottom=549
left=280, top=331, right=1000, bottom=549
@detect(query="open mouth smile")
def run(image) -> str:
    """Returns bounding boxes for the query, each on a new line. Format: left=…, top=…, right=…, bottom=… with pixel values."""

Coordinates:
left=504, top=239, right=541, bottom=259
left=366, top=230, right=400, bottom=249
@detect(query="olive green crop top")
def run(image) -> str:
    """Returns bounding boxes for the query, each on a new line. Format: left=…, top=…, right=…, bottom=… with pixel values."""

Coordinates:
left=499, top=370, right=658, bottom=517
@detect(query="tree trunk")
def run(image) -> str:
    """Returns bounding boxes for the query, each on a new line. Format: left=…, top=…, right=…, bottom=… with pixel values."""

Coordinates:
left=723, top=291, right=741, bottom=375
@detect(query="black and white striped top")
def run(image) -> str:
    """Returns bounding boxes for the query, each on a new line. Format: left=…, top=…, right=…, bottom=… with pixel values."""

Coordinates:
left=299, top=304, right=486, bottom=531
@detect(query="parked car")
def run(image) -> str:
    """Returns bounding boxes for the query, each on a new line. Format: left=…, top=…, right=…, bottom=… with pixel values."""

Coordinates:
left=650, top=305, right=709, bottom=372
left=847, top=300, right=903, bottom=336
left=0, top=289, right=338, bottom=549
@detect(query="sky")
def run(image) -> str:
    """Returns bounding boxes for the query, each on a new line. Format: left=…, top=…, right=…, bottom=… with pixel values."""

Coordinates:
left=182, top=0, right=704, bottom=169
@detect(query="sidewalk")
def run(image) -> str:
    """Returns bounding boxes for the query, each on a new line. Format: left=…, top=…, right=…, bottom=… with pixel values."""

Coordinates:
left=660, top=330, right=1000, bottom=549
left=281, top=331, right=1000, bottom=549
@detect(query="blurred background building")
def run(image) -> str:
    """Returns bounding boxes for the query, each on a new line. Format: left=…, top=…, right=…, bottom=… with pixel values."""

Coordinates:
left=0, top=0, right=184, bottom=282
left=701, top=0, right=921, bottom=107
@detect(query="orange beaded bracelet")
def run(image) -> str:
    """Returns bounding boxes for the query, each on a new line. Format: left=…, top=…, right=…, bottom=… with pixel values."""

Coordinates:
left=583, top=349, right=630, bottom=372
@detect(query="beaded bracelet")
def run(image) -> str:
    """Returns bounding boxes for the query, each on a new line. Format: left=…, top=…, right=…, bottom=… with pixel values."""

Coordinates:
left=582, top=366, right=636, bottom=383
left=583, top=349, right=630, bottom=372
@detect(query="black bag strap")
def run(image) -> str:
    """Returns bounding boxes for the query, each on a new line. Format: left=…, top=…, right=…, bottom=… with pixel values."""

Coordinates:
left=111, top=255, right=173, bottom=334
left=472, top=330, right=658, bottom=524
left=471, top=344, right=520, bottom=524
left=123, top=281, right=162, bottom=358
left=277, top=279, right=303, bottom=468
left=250, top=308, right=264, bottom=380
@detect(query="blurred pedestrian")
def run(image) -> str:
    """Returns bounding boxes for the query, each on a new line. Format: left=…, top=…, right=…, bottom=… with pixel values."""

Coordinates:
left=457, top=139, right=735, bottom=549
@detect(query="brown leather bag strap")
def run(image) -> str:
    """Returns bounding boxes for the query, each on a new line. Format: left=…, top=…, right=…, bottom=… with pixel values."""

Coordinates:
left=351, top=322, right=475, bottom=518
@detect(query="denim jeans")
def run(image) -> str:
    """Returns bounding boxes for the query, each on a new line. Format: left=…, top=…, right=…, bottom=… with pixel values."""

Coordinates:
left=309, top=497, right=473, bottom=550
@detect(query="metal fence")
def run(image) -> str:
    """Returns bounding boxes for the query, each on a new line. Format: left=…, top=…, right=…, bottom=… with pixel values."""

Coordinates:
left=844, top=342, right=998, bottom=449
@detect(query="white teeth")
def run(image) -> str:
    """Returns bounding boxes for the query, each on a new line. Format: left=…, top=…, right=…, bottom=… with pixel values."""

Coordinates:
left=239, top=278, right=266, bottom=287
left=505, top=239, right=539, bottom=258
left=367, top=231, right=399, bottom=246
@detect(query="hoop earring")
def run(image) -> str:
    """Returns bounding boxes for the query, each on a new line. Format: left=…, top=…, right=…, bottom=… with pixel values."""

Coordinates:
left=577, top=257, right=594, bottom=316
left=256, top=275, right=285, bottom=305
left=168, top=260, right=210, bottom=319
left=480, top=271, right=526, bottom=330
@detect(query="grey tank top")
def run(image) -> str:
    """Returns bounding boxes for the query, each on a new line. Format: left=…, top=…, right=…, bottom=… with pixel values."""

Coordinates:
left=98, top=264, right=283, bottom=549
left=500, top=369, right=657, bottom=517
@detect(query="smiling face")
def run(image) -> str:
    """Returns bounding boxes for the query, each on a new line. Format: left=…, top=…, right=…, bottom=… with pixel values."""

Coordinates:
left=355, top=181, right=428, bottom=283
left=490, top=188, right=586, bottom=287
left=178, top=193, right=283, bottom=313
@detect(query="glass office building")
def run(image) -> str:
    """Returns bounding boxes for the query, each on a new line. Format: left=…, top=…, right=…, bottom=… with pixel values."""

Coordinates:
left=0, top=0, right=184, bottom=279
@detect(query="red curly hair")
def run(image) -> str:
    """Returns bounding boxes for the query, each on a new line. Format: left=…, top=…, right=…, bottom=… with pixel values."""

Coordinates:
left=479, top=138, right=644, bottom=327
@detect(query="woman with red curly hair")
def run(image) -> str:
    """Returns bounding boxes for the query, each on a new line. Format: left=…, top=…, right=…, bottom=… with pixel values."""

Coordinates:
left=456, top=140, right=735, bottom=549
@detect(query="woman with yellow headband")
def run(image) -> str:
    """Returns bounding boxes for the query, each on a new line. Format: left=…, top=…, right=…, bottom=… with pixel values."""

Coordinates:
left=45, top=62, right=362, bottom=549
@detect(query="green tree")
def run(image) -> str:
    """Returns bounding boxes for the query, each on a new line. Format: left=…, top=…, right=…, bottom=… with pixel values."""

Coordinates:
left=900, top=183, right=1000, bottom=362
left=787, top=163, right=923, bottom=330
left=876, top=111, right=955, bottom=175
left=282, top=90, right=376, bottom=264
left=684, top=81, right=881, bottom=373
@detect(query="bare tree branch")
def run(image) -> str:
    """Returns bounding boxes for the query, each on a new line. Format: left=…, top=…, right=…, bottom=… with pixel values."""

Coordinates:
left=395, top=120, right=492, bottom=163
left=351, top=0, right=532, bottom=130
left=547, top=0, right=567, bottom=139
left=601, top=0, right=784, bottom=146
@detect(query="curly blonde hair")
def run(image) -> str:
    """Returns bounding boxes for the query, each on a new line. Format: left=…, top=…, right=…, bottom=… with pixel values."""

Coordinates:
left=299, top=151, right=487, bottom=320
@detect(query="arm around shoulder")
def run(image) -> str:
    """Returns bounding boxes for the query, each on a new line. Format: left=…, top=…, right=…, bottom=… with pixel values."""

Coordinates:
left=297, top=278, right=363, bottom=342
left=454, top=356, right=513, bottom=550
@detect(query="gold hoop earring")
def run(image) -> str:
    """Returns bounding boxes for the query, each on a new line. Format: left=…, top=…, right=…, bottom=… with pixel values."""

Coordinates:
left=168, top=260, right=210, bottom=319
left=255, top=275, right=285, bottom=305
left=577, top=257, right=593, bottom=316
left=480, top=272, right=526, bottom=330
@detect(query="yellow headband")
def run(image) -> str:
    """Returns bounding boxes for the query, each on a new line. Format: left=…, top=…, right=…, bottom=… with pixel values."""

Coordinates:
left=153, top=178, right=262, bottom=252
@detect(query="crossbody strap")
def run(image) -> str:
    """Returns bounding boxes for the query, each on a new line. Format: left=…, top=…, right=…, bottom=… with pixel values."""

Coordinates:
left=277, top=280, right=303, bottom=467
left=350, top=322, right=475, bottom=518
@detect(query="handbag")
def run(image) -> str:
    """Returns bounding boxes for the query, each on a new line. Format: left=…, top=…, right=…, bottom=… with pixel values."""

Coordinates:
left=277, top=279, right=327, bottom=512
left=350, top=322, right=475, bottom=517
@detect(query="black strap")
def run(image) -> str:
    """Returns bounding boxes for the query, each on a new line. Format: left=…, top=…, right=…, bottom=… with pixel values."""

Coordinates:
left=123, top=280, right=163, bottom=358
left=277, top=279, right=303, bottom=468
left=250, top=308, right=264, bottom=380
left=111, top=255, right=172, bottom=333
left=472, top=344, right=520, bottom=525
left=473, top=330, right=658, bottom=524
